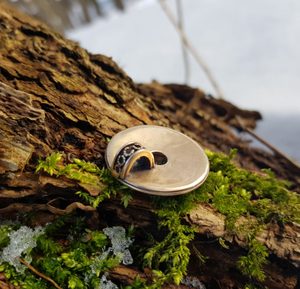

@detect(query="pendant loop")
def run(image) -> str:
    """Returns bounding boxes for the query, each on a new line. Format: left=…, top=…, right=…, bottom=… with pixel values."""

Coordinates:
left=113, top=142, right=155, bottom=179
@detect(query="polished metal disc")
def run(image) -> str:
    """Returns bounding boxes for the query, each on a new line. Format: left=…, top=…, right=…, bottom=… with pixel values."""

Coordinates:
left=105, top=125, right=209, bottom=196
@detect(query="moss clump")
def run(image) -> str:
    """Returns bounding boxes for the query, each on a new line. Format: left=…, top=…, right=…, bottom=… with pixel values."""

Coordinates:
left=151, top=149, right=300, bottom=282
left=201, top=150, right=299, bottom=280
left=143, top=210, right=194, bottom=287
left=206, top=149, right=299, bottom=225
left=0, top=224, right=13, bottom=249
left=35, top=153, right=197, bottom=287
left=7, top=149, right=298, bottom=288
left=36, top=152, right=132, bottom=208
left=237, top=238, right=269, bottom=282
left=0, top=215, right=130, bottom=289
left=153, top=149, right=299, bottom=227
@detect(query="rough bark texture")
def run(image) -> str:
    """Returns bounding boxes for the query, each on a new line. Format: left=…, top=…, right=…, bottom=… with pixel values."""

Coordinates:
left=0, top=3, right=299, bottom=289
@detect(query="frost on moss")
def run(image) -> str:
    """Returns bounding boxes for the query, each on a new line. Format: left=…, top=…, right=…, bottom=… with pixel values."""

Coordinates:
left=181, top=276, right=206, bottom=289
left=0, top=217, right=135, bottom=289
left=99, top=273, right=118, bottom=289
left=29, top=150, right=300, bottom=288
left=103, top=226, right=133, bottom=266
left=0, top=226, right=44, bottom=272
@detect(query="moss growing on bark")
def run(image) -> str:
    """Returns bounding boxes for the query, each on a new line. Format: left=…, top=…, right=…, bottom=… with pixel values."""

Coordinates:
left=152, top=149, right=299, bottom=282
left=0, top=216, right=131, bottom=289
left=1, top=150, right=299, bottom=288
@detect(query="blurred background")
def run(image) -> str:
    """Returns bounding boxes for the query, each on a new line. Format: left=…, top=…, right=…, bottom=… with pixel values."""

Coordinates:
left=4, top=0, right=300, bottom=162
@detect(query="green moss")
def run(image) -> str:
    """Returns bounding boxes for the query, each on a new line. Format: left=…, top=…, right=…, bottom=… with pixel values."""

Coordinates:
left=153, top=149, right=299, bottom=228
left=143, top=210, right=194, bottom=286
left=0, top=216, right=127, bottom=289
left=149, top=149, right=299, bottom=283
left=36, top=152, right=63, bottom=176
left=205, top=150, right=299, bottom=225
left=0, top=261, right=49, bottom=288
left=36, top=153, right=132, bottom=208
left=237, top=238, right=269, bottom=281
left=0, top=224, right=13, bottom=249
left=4, top=149, right=298, bottom=288
left=201, top=150, right=299, bottom=281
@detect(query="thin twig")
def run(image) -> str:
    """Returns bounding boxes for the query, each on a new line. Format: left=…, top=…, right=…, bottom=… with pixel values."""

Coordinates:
left=159, top=0, right=224, bottom=98
left=235, top=116, right=300, bottom=168
left=176, top=0, right=190, bottom=83
left=19, top=258, right=62, bottom=289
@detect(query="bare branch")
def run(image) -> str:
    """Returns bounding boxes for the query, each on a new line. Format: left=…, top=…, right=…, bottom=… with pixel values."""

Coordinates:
left=176, top=0, right=190, bottom=84
left=159, top=0, right=224, bottom=98
left=235, top=116, right=300, bottom=169
left=19, top=258, right=62, bottom=289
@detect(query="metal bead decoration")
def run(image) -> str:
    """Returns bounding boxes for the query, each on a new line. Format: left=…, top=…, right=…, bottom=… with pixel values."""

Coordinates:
left=113, top=142, right=143, bottom=173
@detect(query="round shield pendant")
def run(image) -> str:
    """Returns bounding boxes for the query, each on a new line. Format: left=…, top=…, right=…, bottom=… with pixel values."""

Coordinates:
left=105, top=125, right=209, bottom=196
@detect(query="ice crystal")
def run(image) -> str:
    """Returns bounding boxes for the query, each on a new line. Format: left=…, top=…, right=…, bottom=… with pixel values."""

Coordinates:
left=181, top=276, right=206, bottom=289
left=90, top=248, right=112, bottom=275
left=103, top=226, right=133, bottom=265
left=122, top=248, right=133, bottom=265
left=99, top=274, right=118, bottom=289
left=0, top=226, right=44, bottom=272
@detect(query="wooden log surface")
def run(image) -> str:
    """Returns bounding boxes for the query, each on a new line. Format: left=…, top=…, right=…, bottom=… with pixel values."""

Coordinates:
left=0, top=3, right=299, bottom=289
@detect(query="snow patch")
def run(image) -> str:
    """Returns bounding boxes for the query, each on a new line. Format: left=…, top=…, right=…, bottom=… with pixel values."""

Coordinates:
left=103, top=226, right=133, bottom=265
left=0, top=226, right=44, bottom=272
left=99, top=273, right=118, bottom=289
left=182, top=276, right=206, bottom=289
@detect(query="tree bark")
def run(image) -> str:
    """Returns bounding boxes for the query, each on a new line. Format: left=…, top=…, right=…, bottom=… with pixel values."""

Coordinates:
left=0, top=3, right=299, bottom=289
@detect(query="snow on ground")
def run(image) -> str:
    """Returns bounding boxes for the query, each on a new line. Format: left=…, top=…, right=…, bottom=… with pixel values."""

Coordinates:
left=68, top=0, right=300, bottom=162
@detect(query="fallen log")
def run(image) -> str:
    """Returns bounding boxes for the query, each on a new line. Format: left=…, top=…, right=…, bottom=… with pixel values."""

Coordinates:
left=0, top=3, right=299, bottom=289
